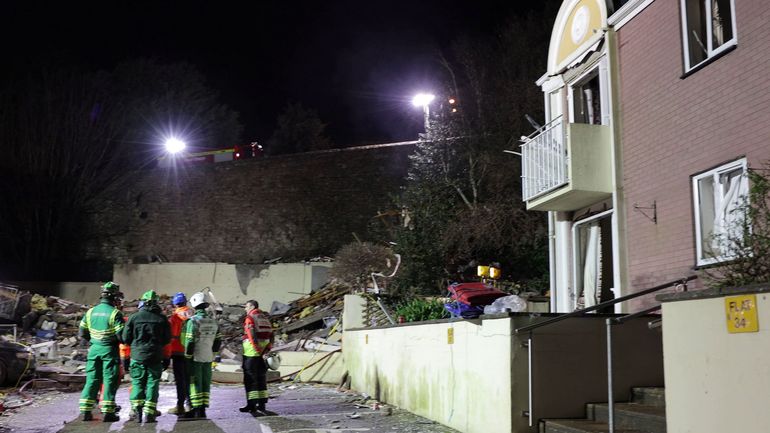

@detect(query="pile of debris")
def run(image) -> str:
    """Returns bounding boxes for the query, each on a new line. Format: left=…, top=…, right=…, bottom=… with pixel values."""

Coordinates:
left=267, top=282, right=349, bottom=354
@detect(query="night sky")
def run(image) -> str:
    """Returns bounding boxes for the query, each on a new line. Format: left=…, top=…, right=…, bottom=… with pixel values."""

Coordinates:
left=3, top=0, right=542, bottom=146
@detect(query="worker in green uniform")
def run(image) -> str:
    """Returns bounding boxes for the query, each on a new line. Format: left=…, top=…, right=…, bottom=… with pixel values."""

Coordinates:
left=122, top=290, right=171, bottom=423
left=179, top=292, right=221, bottom=420
left=78, top=282, right=125, bottom=422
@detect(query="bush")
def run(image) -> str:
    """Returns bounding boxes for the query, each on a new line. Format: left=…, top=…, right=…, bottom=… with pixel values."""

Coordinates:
left=395, top=298, right=449, bottom=322
left=330, top=242, right=396, bottom=290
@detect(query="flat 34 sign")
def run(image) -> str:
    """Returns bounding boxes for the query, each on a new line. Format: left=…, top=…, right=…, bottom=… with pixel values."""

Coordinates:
left=725, top=295, right=759, bottom=333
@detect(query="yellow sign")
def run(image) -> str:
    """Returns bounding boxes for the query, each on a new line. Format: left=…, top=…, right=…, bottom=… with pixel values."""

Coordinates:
left=447, top=328, right=454, bottom=345
left=725, top=295, right=759, bottom=333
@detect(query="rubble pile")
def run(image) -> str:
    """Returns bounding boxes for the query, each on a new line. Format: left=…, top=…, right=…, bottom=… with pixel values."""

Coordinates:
left=267, top=282, right=349, bottom=354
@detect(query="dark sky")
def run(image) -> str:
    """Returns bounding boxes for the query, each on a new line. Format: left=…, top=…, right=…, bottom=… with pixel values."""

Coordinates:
left=3, top=0, right=540, bottom=146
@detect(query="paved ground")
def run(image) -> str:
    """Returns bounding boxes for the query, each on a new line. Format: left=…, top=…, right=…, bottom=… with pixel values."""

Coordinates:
left=0, top=383, right=459, bottom=433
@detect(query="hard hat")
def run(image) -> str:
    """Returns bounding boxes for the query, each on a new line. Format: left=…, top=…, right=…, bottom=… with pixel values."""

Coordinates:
left=265, top=352, right=281, bottom=371
left=101, top=281, right=120, bottom=295
left=141, top=290, right=159, bottom=302
left=172, top=292, right=187, bottom=306
left=189, top=292, right=207, bottom=309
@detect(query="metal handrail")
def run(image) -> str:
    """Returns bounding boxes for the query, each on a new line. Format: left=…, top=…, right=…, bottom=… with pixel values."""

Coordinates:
left=514, top=275, right=697, bottom=334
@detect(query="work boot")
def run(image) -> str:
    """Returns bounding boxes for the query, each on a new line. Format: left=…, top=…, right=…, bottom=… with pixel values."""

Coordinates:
left=257, top=403, right=277, bottom=416
left=102, top=413, right=119, bottom=423
left=168, top=405, right=185, bottom=415
left=130, top=408, right=143, bottom=423
left=238, top=404, right=254, bottom=413
left=81, top=412, right=93, bottom=421
left=179, top=407, right=201, bottom=420
left=144, top=413, right=157, bottom=423
left=250, top=408, right=266, bottom=417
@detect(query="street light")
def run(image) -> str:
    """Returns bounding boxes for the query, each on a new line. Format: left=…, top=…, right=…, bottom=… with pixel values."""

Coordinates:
left=164, top=137, right=186, bottom=154
left=412, top=93, right=435, bottom=132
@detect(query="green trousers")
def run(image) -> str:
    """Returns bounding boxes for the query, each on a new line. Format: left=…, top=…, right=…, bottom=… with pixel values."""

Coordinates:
left=129, top=359, right=163, bottom=415
left=79, top=346, right=120, bottom=414
left=189, top=361, right=212, bottom=408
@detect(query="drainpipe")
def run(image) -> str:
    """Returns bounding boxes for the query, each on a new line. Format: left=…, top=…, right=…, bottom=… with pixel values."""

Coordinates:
left=548, top=211, right=557, bottom=313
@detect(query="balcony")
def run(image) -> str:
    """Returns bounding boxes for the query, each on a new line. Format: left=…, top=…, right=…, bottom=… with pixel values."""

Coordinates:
left=521, top=117, right=612, bottom=211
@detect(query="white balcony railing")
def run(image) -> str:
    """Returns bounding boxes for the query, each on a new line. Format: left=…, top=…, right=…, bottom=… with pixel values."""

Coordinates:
left=521, top=116, right=567, bottom=201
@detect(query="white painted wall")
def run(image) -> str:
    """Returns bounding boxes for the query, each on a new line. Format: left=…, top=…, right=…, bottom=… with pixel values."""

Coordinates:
left=662, top=292, right=770, bottom=433
left=113, top=262, right=332, bottom=306
left=344, top=318, right=513, bottom=433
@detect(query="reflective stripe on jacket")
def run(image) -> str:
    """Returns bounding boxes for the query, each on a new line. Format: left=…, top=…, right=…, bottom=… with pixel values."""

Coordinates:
left=163, top=306, right=192, bottom=358
left=79, top=300, right=124, bottom=346
left=181, top=310, right=221, bottom=363
left=242, top=309, right=272, bottom=357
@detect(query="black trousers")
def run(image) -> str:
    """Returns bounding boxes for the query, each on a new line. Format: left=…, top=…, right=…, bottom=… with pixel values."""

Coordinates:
left=243, top=356, right=268, bottom=406
left=171, top=355, right=190, bottom=406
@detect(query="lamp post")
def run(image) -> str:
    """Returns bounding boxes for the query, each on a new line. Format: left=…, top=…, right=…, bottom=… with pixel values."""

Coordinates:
left=412, top=93, right=435, bottom=133
left=164, top=137, right=186, bottom=154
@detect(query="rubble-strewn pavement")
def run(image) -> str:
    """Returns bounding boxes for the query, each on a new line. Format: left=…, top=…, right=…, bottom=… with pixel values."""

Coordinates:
left=0, top=382, right=459, bottom=433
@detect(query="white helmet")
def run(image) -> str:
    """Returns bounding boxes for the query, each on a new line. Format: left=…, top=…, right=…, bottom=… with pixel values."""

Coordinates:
left=189, top=292, right=207, bottom=309
left=265, top=352, right=281, bottom=370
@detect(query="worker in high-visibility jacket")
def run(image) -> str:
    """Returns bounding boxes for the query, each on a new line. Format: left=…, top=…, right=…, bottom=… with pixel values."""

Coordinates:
left=78, top=282, right=125, bottom=422
left=179, top=292, right=221, bottom=420
left=122, top=290, right=171, bottom=424
left=162, top=292, right=193, bottom=415
left=238, top=299, right=275, bottom=417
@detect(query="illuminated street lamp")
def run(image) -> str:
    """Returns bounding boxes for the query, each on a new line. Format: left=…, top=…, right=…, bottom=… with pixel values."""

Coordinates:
left=164, top=137, right=186, bottom=154
left=412, top=92, right=435, bottom=132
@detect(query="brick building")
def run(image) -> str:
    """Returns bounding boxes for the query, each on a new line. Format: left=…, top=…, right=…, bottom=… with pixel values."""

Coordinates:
left=522, top=0, right=770, bottom=312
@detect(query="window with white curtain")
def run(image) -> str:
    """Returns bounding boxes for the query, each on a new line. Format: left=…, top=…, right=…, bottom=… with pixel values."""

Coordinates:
left=680, top=0, right=737, bottom=71
left=693, top=158, right=748, bottom=265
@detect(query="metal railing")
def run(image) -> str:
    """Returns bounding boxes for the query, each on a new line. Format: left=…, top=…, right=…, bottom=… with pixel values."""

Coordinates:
left=514, top=275, right=697, bottom=431
left=521, top=116, right=567, bottom=201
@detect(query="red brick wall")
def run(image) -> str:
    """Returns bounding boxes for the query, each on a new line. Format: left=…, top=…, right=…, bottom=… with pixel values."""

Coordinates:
left=617, top=0, right=770, bottom=303
left=82, top=143, right=414, bottom=268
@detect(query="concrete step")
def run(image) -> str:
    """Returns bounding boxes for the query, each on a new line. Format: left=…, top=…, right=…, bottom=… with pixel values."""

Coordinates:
left=542, top=419, right=643, bottom=433
left=590, top=402, right=666, bottom=433
left=631, top=387, right=665, bottom=407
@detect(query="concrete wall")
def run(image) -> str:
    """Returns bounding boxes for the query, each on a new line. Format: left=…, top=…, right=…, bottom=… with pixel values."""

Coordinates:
left=15, top=282, right=103, bottom=305
left=661, top=289, right=770, bottom=433
left=617, top=0, right=770, bottom=307
left=344, top=318, right=514, bottom=433
left=113, top=262, right=331, bottom=305
left=275, top=351, right=344, bottom=384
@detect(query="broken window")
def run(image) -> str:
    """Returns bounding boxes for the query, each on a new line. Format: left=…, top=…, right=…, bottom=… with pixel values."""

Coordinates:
left=681, top=0, right=736, bottom=71
left=692, top=158, right=748, bottom=265
left=571, top=70, right=602, bottom=125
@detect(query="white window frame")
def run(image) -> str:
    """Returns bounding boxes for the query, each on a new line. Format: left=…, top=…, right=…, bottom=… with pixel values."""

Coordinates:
left=692, top=158, right=748, bottom=266
left=571, top=209, right=613, bottom=311
left=680, top=0, right=738, bottom=72
left=567, top=58, right=610, bottom=126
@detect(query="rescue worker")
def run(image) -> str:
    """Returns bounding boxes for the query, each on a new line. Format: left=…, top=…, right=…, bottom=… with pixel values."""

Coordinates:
left=122, top=290, right=171, bottom=423
left=162, top=292, right=193, bottom=415
left=78, top=282, right=125, bottom=422
left=180, top=292, right=221, bottom=420
left=239, top=300, right=275, bottom=417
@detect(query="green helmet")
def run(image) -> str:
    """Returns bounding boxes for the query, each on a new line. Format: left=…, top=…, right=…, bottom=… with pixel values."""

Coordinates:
left=101, top=281, right=120, bottom=297
left=141, top=290, right=159, bottom=302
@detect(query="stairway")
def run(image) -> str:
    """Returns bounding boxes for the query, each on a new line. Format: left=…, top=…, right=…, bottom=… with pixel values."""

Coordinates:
left=541, top=387, right=666, bottom=433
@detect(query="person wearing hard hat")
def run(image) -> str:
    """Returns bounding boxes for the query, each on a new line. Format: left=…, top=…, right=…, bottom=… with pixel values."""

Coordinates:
left=122, top=290, right=171, bottom=424
left=239, top=300, right=276, bottom=417
left=78, top=282, right=125, bottom=422
left=162, top=292, right=193, bottom=415
left=179, top=292, right=221, bottom=420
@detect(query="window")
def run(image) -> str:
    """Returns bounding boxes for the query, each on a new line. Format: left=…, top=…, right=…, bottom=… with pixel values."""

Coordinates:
left=572, top=211, right=615, bottom=311
left=692, top=159, right=748, bottom=266
left=570, top=68, right=605, bottom=125
left=680, top=0, right=737, bottom=71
